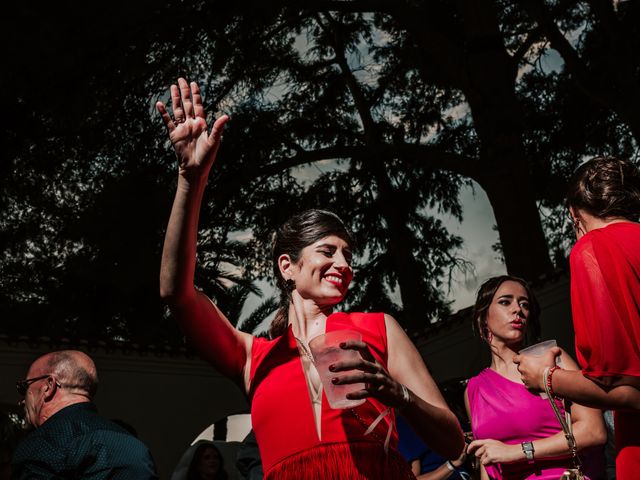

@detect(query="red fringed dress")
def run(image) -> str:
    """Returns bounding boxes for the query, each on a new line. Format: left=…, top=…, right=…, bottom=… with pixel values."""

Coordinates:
left=249, top=312, right=414, bottom=479
left=570, top=222, right=640, bottom=480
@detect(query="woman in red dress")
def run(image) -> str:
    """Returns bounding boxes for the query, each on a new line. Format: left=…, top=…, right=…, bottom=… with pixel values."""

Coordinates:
left=156, top=78, right=464, bottom=479
left=515, top=156, right=640, bottom=480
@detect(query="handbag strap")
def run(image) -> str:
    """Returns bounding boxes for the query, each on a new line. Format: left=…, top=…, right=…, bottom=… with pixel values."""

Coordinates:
left=543, top=367, right=582, bottom=470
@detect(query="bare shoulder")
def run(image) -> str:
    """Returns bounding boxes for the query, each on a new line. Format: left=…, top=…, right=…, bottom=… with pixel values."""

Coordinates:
left=382, top=313, right=449, bottom=408
left=382, top=313, right=422, bottom=366
left=383, top=313, right=407, bottom=339
left=383, top=313, right=419, bottom=355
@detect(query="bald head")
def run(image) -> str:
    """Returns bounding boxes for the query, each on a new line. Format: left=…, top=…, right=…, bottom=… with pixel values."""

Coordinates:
left=21, top=350, right=98, bottom=428
left=33, top=350, right=98, bottom=399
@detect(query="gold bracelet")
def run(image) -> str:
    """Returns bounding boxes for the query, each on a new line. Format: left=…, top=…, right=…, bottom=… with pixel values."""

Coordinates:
left=400, top=383, right=411, bottom=408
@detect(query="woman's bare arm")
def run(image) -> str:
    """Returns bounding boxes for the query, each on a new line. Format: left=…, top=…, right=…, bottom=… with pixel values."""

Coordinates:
left=515, top=347, right=640, bottom=411
left=157, top=78, right=252, bottom=388
left=385, top=315, right=465, bottom=460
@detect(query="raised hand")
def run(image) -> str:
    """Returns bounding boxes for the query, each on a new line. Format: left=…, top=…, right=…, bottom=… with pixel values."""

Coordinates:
left=156, top=78, right=228, bottom=177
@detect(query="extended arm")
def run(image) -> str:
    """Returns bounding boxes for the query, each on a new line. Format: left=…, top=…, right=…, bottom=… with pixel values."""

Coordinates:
left=341, top=314, right=466, bottom=459
left=515, top=348, right=640, bottom=411
left=384, top=315, right=465, bottom=460
left=158, top=78, right=252, bottom=386
left=469, top=352, right=606, bottom=466
left=551, top=369, right=640, bottom=410
left=519, top=234, right=640, bottom=411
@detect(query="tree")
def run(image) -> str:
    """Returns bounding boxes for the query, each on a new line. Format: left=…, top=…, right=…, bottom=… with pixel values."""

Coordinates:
left=521, top=0, right=640, bottom=141
left=2, top=0, right=637, bottom=341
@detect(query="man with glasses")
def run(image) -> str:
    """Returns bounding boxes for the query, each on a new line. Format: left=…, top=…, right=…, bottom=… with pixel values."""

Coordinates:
left=11, top=350, right=158, bottom=479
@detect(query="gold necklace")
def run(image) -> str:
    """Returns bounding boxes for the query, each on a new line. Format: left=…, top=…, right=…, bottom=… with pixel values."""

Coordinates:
left=294, top=336, right=315, bottom=364
left=295, top=337, right=322, bottom=404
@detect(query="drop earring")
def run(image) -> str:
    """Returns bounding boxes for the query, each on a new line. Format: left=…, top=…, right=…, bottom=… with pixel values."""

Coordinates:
left=285, top=278, right=296, bottom=292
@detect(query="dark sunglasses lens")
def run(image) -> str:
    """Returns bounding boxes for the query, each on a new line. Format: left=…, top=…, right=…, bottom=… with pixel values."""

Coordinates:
left=16, top=382, right=27, bottom=396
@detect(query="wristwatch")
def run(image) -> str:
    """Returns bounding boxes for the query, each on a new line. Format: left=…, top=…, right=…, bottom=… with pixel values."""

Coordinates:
left=521, top=441, right=535, bottom=463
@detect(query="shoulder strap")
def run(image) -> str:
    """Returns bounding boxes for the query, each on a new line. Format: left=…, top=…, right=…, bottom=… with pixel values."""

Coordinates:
left=543, top=367, right=582, bottom=471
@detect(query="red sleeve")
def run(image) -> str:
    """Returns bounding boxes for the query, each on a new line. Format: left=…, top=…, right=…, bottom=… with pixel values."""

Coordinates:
left=570, top=226, right=640, bottom=387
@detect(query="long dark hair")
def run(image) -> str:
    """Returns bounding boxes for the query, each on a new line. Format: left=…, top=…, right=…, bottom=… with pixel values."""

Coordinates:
left=566, top=156, right=640, bottom=221
left=472, top=275, right=541, bottom=347
left=269, top=209, right=354, bottom=338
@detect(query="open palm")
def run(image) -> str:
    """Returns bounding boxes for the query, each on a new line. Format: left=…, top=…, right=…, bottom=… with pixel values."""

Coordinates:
left=156, top=77, right=228, bottom=175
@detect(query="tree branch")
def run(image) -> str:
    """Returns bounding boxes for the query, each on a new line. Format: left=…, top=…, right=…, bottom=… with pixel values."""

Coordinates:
left=521, top=0, right=613, bottom=108
left=301, top=0, right=395, bottom=15
left=511, top=25, right=543, bottom=66
left=315, top=12, right=378, bottom=138
left=214, top=143, right=478, bottom=195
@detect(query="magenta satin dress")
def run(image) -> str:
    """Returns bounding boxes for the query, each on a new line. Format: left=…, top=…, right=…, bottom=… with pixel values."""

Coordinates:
left=468, top=368, right=579, bottom=480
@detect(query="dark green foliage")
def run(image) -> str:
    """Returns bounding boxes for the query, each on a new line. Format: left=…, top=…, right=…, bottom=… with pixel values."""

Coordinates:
left=2, top=1, right=639, bottom=343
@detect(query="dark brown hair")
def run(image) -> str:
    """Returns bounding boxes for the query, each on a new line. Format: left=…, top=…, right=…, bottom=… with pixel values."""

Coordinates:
left=566, top=156, right=640, bottom=221
left=472, top=275, right=541, bottom=347
left=269, top=209, right=354, bottom=338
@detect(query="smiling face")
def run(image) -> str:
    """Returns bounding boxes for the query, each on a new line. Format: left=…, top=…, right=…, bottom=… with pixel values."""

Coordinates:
left=485, top=280, right=531, bottom=347
left=282, top=235, right=353, bottom=306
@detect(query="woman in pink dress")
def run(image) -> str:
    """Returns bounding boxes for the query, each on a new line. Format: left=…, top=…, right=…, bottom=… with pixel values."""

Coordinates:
left=515, top=156, right=640, bottom=480
left=156, top=77, right=464, bottom=479
left=466, top=276, right=606, bottom=479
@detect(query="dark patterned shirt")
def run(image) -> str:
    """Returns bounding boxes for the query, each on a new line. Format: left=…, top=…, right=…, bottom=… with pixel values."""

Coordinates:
left=11, top=402, right=157, bottom=479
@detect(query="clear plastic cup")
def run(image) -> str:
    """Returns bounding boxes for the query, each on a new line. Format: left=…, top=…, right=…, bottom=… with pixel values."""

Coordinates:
left=519, top=339, right=562, bottom=398
left=308, top=330, right=366, bottom=409
left=519, top=339, right=557, bottom=357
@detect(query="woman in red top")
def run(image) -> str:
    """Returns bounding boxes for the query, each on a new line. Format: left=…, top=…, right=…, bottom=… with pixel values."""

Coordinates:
left=156, top=78, right=464, bottom=479
left=515, top=156, right=640, bottom=480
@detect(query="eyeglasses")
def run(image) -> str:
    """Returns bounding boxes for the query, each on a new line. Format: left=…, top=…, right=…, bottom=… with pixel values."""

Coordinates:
left=16, top=375, right=53, bottom=396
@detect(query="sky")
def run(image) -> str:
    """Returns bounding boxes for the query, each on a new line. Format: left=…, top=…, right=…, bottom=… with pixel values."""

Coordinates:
left=440, top=183, right=507, bottom=311
left=237, top=169, right=506, bottom=333
left=234, top=21, right=570, bottom=332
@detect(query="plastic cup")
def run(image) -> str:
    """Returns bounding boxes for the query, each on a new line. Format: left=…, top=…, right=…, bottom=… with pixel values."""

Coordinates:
left=519, top=339, right=562, bottom=398
left=519, top=339, right=557, bottom=357
left=308, top=330, right=366, bottom=409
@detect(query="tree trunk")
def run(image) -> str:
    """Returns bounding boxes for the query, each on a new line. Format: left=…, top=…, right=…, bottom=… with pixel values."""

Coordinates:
left=323, top=14, right=435, bottom=330
left=480, top=168, right=553, bottom=280
left=396, top=0, right=554, bottom=280
left=522, top=0, right=640, bottom=144
left=369, top=156, right=431, bottom=331
left=458, top=0, right=554, bottom=279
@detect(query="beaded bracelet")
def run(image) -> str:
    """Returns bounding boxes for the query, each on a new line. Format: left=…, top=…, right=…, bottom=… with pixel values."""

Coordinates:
left=546, top=365, right=561, bottom=398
